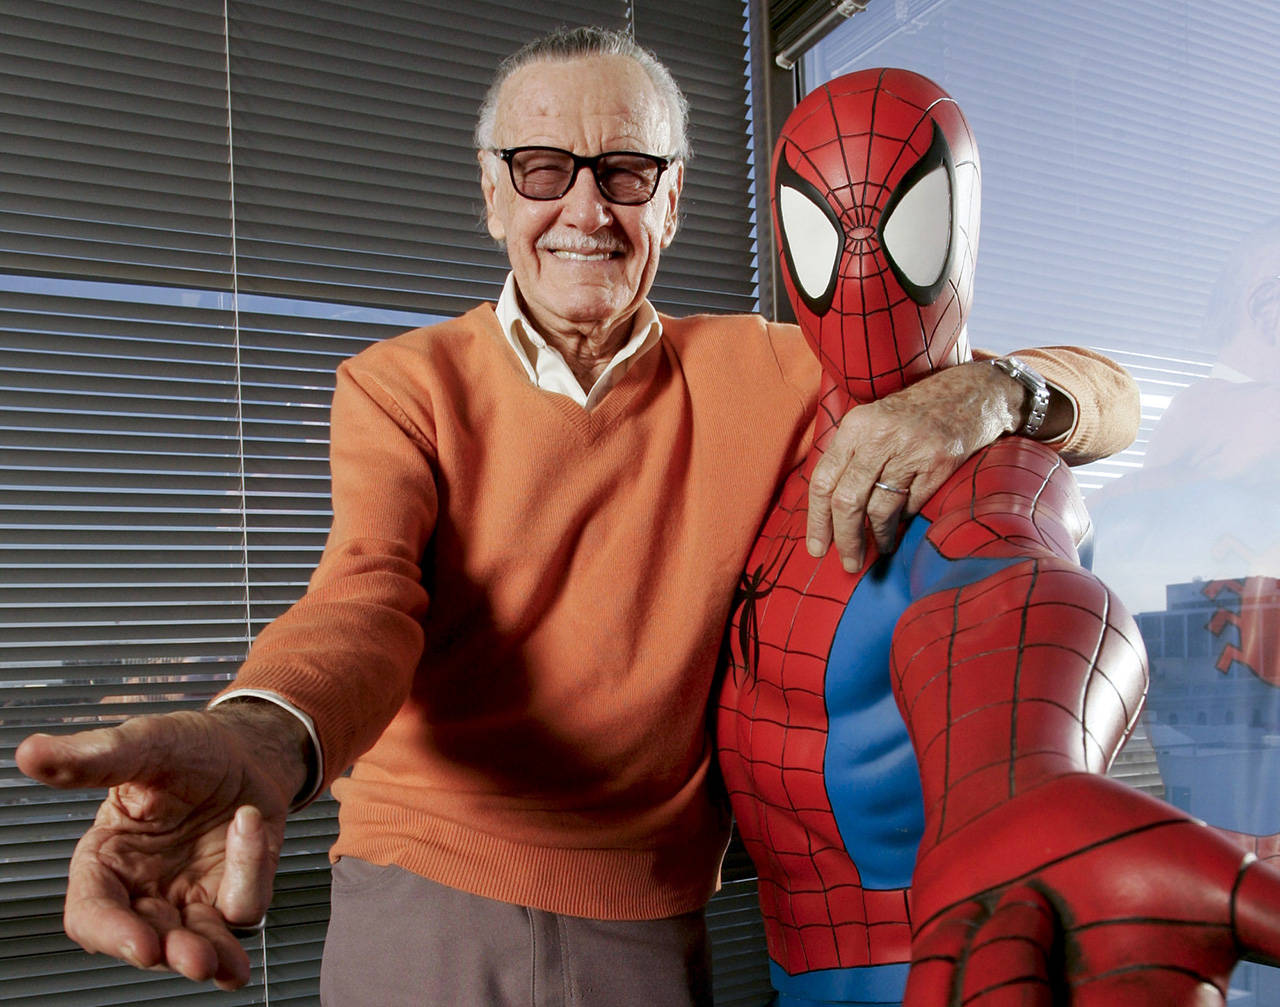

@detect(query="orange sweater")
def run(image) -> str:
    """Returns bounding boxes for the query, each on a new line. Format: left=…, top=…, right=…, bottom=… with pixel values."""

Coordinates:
left=223, top=305, right=1136, bottom=919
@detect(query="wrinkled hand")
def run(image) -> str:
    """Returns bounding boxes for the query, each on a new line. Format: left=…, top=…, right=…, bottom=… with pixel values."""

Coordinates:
left=807, top=360, right=1024, bottom=570
left=906, top=774, right=1280, bottom=1005
left=15, top=704, right=305, bottom=990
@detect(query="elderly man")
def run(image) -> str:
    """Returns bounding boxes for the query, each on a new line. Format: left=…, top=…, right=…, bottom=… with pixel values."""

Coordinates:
left=16, top=27, right=1137, bottom=1006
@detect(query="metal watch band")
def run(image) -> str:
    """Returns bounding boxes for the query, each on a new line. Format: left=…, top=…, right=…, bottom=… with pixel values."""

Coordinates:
left=990, top=355, right=1051, bottom=438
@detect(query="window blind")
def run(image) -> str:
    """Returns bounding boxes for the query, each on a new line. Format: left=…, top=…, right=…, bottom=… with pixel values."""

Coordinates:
left=0, top=1, right=769, bottom=1002
left=637, top=0, right=759, bottom=315
left=0, top=277, right=416, bottom=1006
left=0, top=1, right=232, bottom=289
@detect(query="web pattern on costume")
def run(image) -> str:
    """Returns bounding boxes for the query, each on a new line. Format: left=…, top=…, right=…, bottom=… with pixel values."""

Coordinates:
left=773, top=68, right=981, bottom=406
left=716, top=433, right=1133, bottom=978
left=890, top=449, right=1143, bottom=846
left=720, top=461, right=912, bottom=972
left=902, top=768, right=1279, bottom=1006
left=716, top=66, right=1150, bottom=991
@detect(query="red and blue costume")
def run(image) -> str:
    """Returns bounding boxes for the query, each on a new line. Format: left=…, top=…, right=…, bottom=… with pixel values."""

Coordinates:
left=716, top=68, right=1280, bottom=1006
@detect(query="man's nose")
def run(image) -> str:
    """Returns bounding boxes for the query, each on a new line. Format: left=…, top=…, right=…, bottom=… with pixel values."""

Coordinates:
left=558, top=164, right=613, bottom=229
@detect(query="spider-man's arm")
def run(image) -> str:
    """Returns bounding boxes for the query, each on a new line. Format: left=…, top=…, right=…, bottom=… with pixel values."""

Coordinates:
left=892, top=439, right=1280, bottom=1004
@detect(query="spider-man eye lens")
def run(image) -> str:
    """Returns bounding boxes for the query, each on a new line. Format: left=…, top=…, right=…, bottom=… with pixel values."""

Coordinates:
left=882, top=165, right=950, bottom=288
left=779, top=184, right=842, bottom=307
left=774, top=149, right=843, bottom=315
left=878, top=122, right=956, bottom=306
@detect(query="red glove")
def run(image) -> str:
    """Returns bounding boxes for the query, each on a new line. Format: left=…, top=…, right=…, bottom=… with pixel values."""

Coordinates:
left=905, top=773, right=1280, bottom=1005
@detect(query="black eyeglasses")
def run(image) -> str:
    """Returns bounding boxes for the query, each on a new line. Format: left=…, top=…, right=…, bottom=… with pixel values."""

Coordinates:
left=494, top=146, right=673, bottom=205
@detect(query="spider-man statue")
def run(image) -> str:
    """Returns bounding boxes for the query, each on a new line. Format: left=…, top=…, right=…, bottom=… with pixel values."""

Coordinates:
left=716, top=67, right=1280, bottom=1006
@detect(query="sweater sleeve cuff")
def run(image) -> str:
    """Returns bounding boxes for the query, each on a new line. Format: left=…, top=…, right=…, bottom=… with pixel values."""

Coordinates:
left=208, top=689, right=325, bottom=811
left=990, top=345, right=1141, bottom=463
left=1040, top=376, right=1077, bottom=445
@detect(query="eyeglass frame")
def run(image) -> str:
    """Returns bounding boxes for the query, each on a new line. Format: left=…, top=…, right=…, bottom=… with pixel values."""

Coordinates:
left=491, top=146, right=676, bottom=206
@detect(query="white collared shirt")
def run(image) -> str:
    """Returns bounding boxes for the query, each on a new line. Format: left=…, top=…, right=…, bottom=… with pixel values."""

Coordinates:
left=494, top=273, right=664, bottom=410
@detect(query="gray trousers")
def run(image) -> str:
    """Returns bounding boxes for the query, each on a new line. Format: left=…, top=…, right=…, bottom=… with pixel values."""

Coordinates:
left=320, top=857, right=713, bottom=1006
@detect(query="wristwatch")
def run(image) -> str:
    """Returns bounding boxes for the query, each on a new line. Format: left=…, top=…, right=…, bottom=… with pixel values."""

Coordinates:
left=990, top=355, right=1050, bottom=438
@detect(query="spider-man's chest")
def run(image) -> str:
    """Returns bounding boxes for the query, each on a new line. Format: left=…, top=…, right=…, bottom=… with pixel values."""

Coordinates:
left=718, top=478, right=928, bottom=889
left=723, top=472, right=909, bottom=700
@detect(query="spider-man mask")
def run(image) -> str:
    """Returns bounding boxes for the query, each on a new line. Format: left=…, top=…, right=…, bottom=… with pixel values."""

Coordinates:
left=772, top=67, right=980, bottom=402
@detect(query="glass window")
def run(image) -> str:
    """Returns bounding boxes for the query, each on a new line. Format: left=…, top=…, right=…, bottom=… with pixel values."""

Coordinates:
left=805, top=2, right=1280, bottom=1000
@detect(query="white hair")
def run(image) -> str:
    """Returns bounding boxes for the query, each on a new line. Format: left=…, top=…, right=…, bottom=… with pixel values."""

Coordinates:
left=474, top=26, right=690, bottom=161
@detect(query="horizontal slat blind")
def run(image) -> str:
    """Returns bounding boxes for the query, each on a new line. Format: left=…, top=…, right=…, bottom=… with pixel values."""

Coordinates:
left=639, top=0, right=759, bottom=314
left=226, top=0, right=759, bottom=316
left=1, top=0, right=767, bottom=1002
left=0, top=0, right=233, bottom=287
left=234, top=303, right=384, bottom=638
left=0, top=275, right=419, bottom=1003
left=225, top=0, right=537, bottom=313
left=0, top=286, right=245, bottom=672
left=0, top=0, right=761, bottom=316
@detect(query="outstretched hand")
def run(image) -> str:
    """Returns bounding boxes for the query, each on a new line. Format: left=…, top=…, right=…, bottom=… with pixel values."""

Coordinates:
left=16, top=703, right=308, bottom=990
left=807, top=359, right=1028, bottom=571
left=905, top=774, right=1280, bottom=1005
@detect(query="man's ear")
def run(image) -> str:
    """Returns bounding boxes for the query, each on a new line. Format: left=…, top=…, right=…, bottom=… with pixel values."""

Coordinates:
left=660, top=160, right=684, bottom=249
left=478, top=150, right=506, bottom=242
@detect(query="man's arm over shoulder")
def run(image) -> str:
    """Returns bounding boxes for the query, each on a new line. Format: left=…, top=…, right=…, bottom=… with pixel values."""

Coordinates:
left=805, top=342, right=1139, bottom=570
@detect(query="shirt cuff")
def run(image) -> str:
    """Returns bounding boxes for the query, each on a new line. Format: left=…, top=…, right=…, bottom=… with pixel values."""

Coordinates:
left=208, top=689, right=325, bottom=810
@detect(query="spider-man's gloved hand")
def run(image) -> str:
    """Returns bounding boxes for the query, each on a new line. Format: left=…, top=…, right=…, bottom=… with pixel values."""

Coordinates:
left=905, top=773, right=1280, bottom=1005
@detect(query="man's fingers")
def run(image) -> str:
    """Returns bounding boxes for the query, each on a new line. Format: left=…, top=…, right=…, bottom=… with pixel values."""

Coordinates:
left=813, top=468, right=913, bottom=569
left=62, top=832, right=163, bottom=966
left=16, top=716, right=189, bottom=792
left=131, top=896, right=223, bottom=985
left=806, top=406, right=867, bottom=557
left=182, top=902, right=254, bottom=991
left=828, top=478, right=871, bottom=571
left=807, top=359, right=1016, bottom=564
left=866, top=478, right=911, bottom=556
left=64, top=893, right=163, bottom=969
left=217, top=805, right=278, bottom=926
left=806, top=404, right=923, bottom=566
left=806, top=454, right=839, bottom=557
left=808, top=423, right=879, bottom=569
left=15, top=729, right=128, bottom=790
left=61, top=814, right=258, bottom=990
left=133, top=898, right=253, bottom=989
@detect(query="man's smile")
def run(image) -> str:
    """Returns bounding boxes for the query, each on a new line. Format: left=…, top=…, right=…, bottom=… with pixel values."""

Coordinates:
left=549, top=249, right=620, bottom=261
